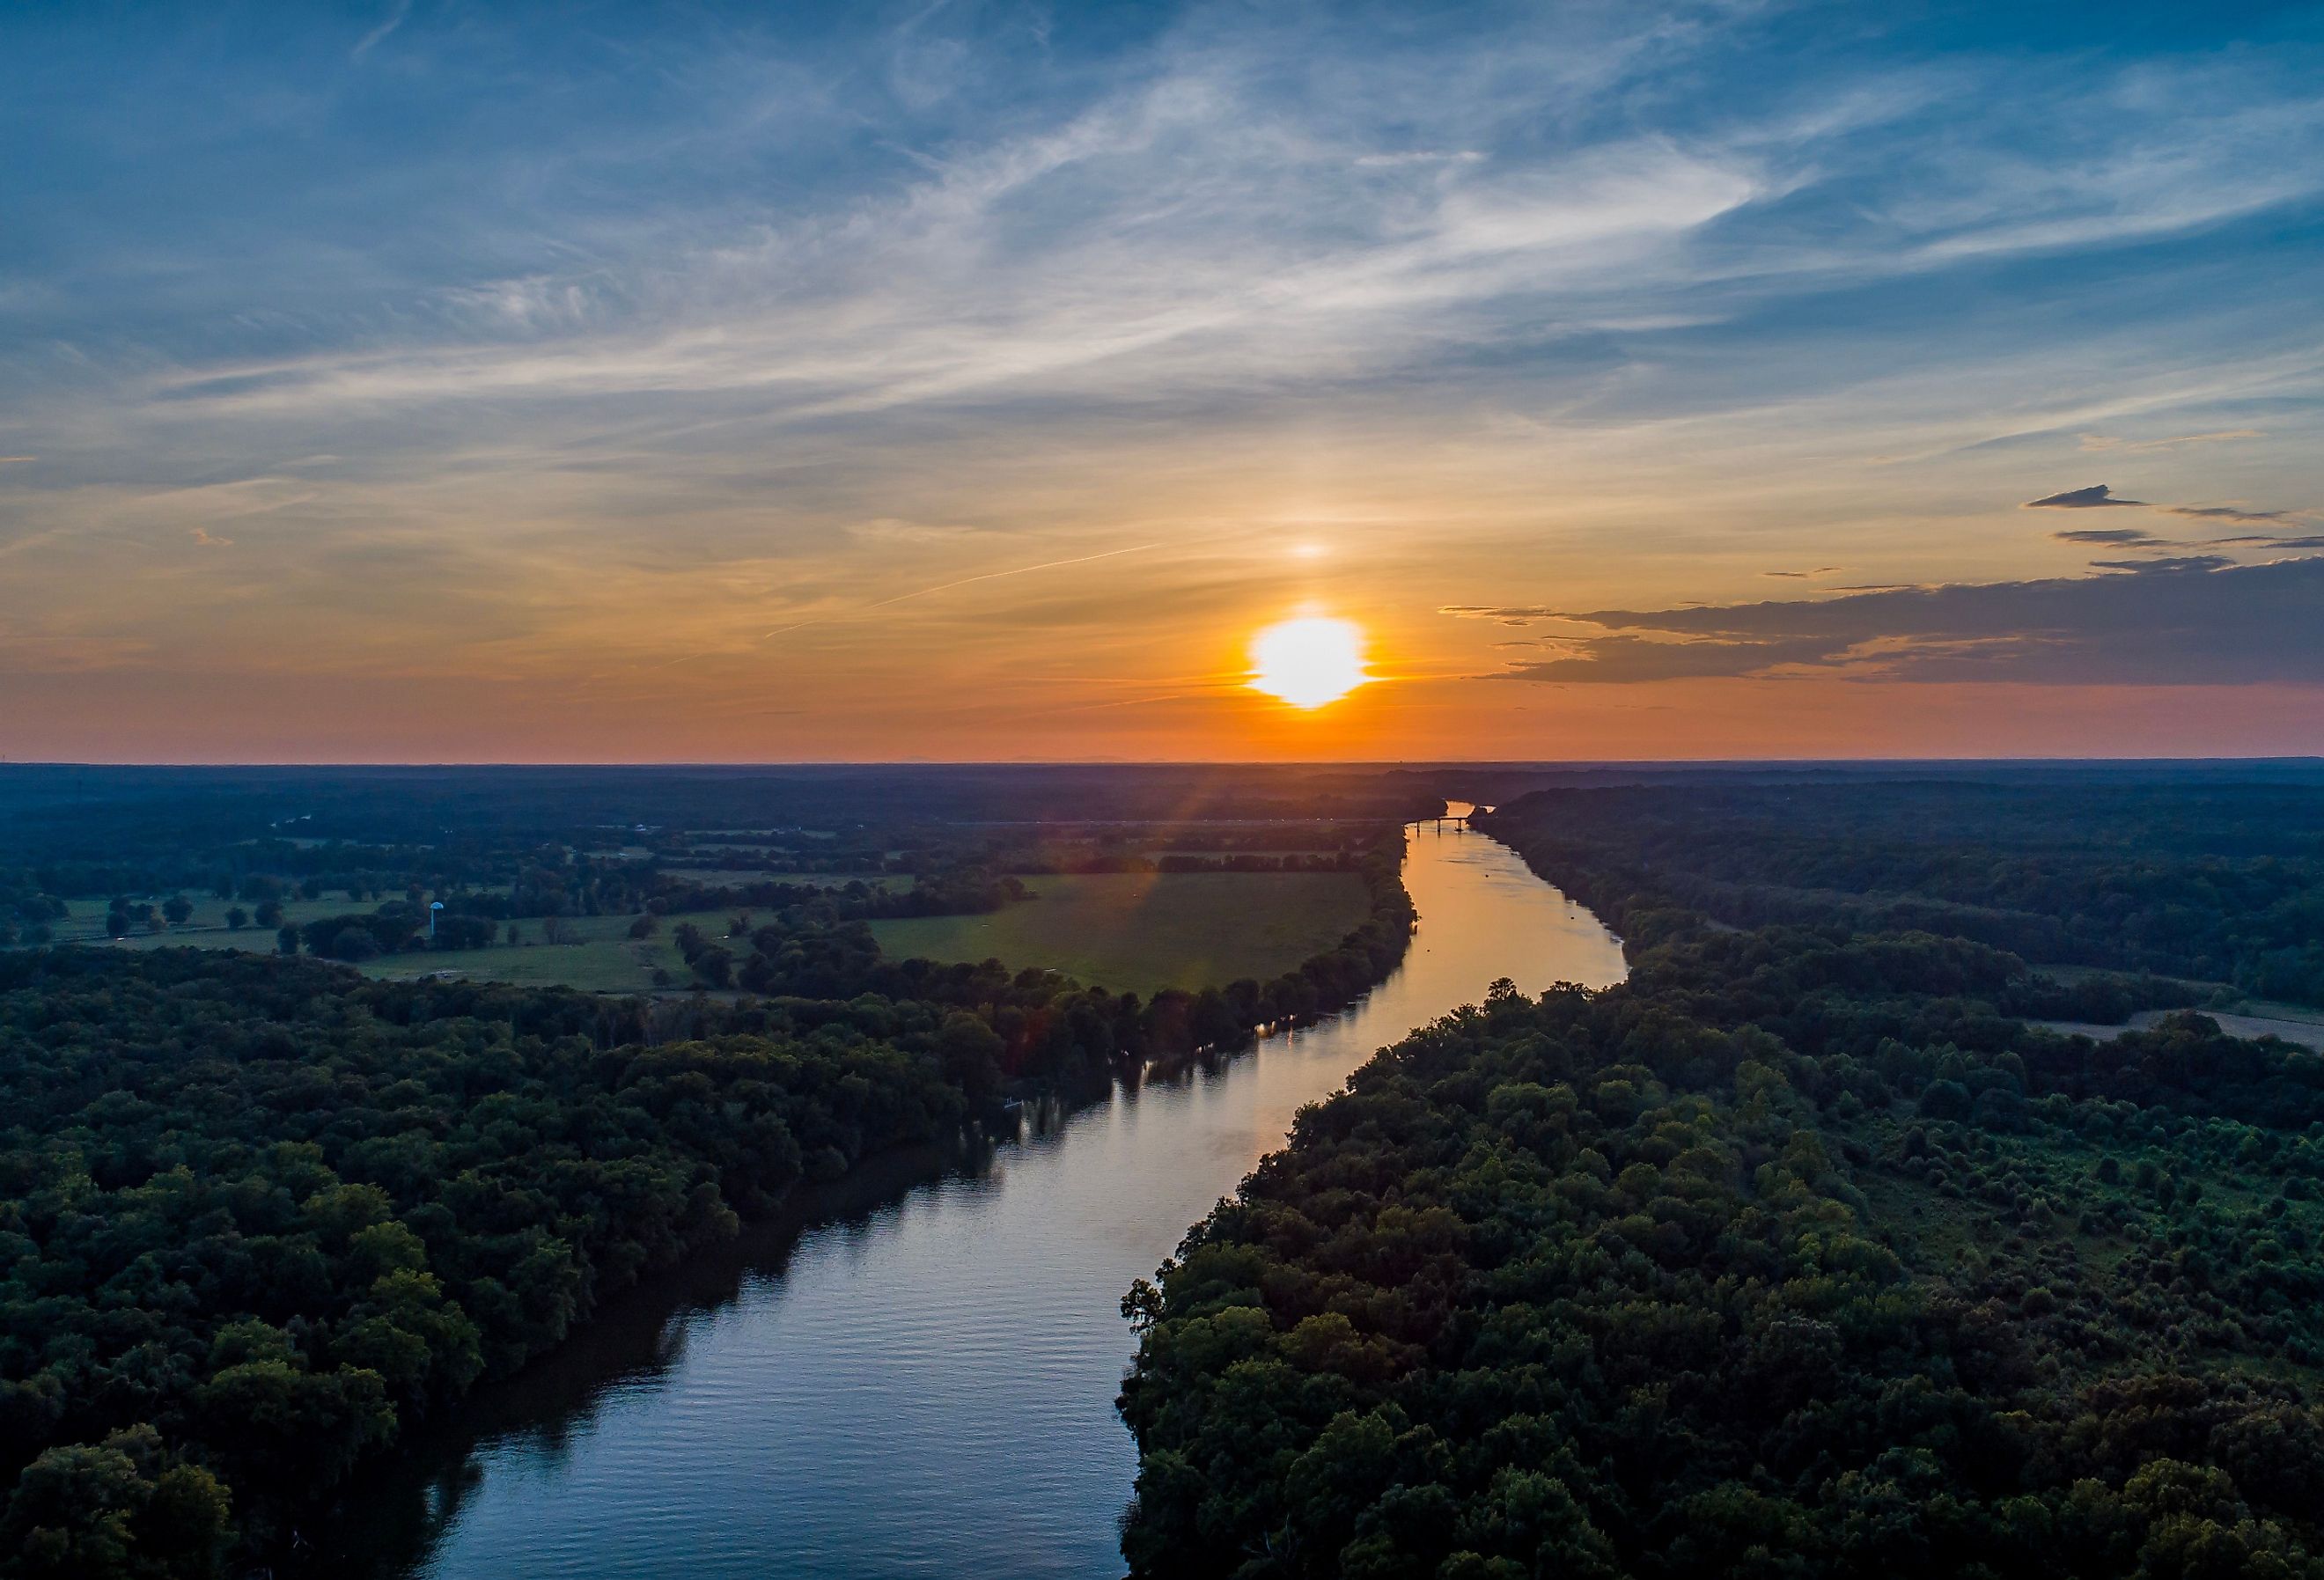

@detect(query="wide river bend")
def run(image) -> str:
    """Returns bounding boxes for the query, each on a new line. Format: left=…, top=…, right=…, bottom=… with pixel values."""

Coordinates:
left=346, top=815, right=1627, bottom=1579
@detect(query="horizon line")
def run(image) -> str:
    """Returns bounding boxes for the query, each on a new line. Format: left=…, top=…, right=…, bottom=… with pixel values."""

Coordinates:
left=4, top=755, right=2320, bottom=771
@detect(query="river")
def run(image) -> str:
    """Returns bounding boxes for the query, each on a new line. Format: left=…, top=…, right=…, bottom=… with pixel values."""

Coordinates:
left=345, top=814, right=1627, bottom=1579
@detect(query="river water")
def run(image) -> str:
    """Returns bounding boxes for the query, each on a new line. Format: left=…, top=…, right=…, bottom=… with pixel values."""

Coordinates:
left=361, top=816, right=1626, bottom=1579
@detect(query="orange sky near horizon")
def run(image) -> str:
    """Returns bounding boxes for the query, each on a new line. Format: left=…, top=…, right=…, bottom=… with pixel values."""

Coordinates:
left=9, top=659, right=2318, bottom=766
left=7, top=6, right=2323, bottom=764
left=6, top=476, right=2319, bottom=761
left=6, top=459, right=2320, bottom=761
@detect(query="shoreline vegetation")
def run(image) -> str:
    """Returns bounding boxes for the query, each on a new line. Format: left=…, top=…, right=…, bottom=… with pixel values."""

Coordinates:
left=0, top=819, right=1424, bottom=1576
left=1114, top=787, right=2324, bottom=1578
left=865, top=871, right=1376, bottom=996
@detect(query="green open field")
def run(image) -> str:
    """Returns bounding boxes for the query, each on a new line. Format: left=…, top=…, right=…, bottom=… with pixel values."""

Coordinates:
left=357, top=909, right=747, bottom=992
left=49, top=871, right=874, bottom=976
left=866, top=871, right=1370, bottom=994
left=51, top=900, right=750, bottom=994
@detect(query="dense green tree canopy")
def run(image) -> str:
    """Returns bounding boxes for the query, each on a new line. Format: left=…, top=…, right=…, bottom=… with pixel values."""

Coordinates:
left=1476, top=782, right=2324, bottom=1004
left=0, top=822, right=1419, bottom=1574
left=1120, top=790, right=2324, bottom=1579
left=0, top=951, right=970, bottom=1570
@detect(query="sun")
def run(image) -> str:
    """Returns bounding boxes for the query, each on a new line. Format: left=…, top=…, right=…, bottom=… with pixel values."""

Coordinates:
left=1248, top=616, right=1369, bottom=709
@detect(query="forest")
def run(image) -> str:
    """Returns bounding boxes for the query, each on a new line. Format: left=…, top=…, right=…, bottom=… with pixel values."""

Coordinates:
left=11, top=765, right=2323, bottom=1577
left=0, top=806, right=1419, bottom=1575
left=0, top=950, right=988, bottom=1573
left=0, top=764, right=1442, bottom=886
left=1118, top=784, right=2324, bottom=1578
left=1468, top=780, right=2324, bottom=1003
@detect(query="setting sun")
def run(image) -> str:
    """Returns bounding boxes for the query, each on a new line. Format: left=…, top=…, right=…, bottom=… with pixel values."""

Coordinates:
left=1249, top=616, right=1370, bottom=709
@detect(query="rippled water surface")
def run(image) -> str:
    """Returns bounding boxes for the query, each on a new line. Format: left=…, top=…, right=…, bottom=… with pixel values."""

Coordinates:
left=372, top=819, right=1625, bottom=1579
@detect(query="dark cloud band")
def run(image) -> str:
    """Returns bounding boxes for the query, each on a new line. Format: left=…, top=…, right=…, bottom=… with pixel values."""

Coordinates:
left=2026, top=483, right=2298, bottom=526
left=1482, top=556, right=2324, bottom=686
left=2026, top=484, right=2145, bottom=509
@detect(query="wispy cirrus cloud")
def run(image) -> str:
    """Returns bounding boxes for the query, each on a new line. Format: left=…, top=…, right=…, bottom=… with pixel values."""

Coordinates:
left=1440, top=605, right=1569, bottom=627
left=2079, top=429, right=2262, bottom=452
left=2167, top=503, right=2293, bottom=524
left=22, top=6, right=2324, bottom=455
left=6, top=4, right=2324, bottom=757
left=2215, top=533, right=2324, bottom=549
left=349, top=0, right=409, bottom=63
left=126, top=137, right=1767, bottom=427
left=2088, top=554, right=2234, bottom=575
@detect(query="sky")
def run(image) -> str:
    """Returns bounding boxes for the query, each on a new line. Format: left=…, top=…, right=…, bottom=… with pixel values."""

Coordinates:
left=4, top=0, right=2322, bottom=763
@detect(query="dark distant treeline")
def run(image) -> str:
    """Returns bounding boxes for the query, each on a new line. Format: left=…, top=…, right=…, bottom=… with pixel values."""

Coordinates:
left=1473, top=781, right=2324, bottom=1003
left=0, top=845, right=676, bottom=950
left=642, top=869, right=1024, bottom=922
left=0, top=764, right=1445, bottom=866
left=675, top=820, right=1383, bottom=869
left=15, top=837, right=530, bottom=910
left=663, top=849, right=900, bottom=873
left=1118, top=784, right=2324, bottom=1579
left=0, top=768, right=1433, bottom=967
left=1000, top=852, right=1370, bottom=876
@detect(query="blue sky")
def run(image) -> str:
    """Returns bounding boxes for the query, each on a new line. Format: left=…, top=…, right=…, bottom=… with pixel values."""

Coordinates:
left=4, top=1, right=2321, bottom=759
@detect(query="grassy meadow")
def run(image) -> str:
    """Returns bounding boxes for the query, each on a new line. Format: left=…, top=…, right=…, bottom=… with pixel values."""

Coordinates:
left=866, top=871, right=1370, bottom=994
left=355, top=909, right=732, bottom=993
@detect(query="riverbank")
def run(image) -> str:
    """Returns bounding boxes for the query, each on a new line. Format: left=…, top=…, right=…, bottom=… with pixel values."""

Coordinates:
left=295, top=1138, right=971, bottom=1576
left=1120, top=797, right=2324, bottom=1578
left=339, top=820, right=1624, bottom=1580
